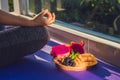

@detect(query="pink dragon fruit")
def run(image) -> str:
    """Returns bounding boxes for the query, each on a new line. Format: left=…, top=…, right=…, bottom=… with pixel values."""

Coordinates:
left=51, top=45, right=71, bottom=59
left=70, top=41, right=85, bottom=54
left=51, top=41, right=85, bottom=61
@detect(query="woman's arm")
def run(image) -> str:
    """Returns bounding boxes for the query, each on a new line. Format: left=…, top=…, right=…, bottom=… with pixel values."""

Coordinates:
left=0, top=9, right=55, bottom=27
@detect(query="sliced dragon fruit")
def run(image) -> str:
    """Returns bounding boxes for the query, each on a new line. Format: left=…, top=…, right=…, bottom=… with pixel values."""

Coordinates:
left=51, top=41, right=85, bottom=61
left=51, top=45, right=71, bottom=59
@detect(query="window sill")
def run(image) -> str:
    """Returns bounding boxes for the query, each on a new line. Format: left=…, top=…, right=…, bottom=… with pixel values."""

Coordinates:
left=49, top=20, right=120, bottom=49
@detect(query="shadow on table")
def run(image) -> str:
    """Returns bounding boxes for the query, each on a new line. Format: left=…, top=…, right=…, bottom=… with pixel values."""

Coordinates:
left=88, top=59, right=120, bottom=80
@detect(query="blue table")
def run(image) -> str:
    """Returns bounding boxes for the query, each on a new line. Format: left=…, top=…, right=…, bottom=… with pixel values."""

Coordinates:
left=0, top=40, right=120, bottom=80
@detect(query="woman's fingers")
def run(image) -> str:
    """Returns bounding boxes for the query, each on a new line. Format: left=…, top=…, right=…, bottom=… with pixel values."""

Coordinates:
left=52, top=13, right=55, bottom=20
left=40, top=9, right=49, bottom=16
left=46, top=11, right=53, bottom=21
left=35, top=9, right=55, bottom=26
left=47, top=12, right=56, bottom=24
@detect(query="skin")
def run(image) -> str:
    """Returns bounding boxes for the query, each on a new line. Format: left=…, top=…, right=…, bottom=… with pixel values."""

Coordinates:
left=0, top=9, right=55, bottom=27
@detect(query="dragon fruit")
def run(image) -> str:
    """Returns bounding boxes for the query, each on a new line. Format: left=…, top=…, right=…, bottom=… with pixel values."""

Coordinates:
left=51, top=45, right=71, bottom=59
left=51, top=41, right=85, bottom=61
left=70, top=41, right=85, bottom=54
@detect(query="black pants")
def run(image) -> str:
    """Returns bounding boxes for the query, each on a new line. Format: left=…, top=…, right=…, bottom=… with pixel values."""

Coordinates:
left=0, top=26, right=49, bottom=67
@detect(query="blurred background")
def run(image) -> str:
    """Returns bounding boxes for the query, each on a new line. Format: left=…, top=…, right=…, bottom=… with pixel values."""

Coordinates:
left=8, top=0, right=120, bottom=38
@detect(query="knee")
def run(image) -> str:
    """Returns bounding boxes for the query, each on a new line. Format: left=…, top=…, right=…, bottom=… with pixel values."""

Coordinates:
left=33, top=27, right=50, bottom=43
left=33, top=27, right=50, bottom=47
left=22, top=26, right=50, bottom=48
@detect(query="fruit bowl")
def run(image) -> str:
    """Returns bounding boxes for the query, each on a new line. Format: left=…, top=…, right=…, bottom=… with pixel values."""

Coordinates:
left=52, top=53, right=98, bottom=71
left=51, top=41, right=98, bottom=71
left=53, top=58, right=87, bottom=71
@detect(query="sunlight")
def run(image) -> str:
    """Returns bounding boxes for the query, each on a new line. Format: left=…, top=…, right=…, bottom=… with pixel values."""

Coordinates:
left=41, top=45, right=52, bottom=54
left=34, top=55, right=50, bottom=63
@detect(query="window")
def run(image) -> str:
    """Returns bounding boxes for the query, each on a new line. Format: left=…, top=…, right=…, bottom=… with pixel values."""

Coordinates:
left=8, top=0, right=14, bottom=12
left=28, top=0, right=120, bottom=39
left=29, top=0, right=41, bottom=14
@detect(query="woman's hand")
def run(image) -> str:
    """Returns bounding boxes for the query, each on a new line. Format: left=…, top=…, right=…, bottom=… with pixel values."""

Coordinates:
left=32, top=9, right=55, bottom=26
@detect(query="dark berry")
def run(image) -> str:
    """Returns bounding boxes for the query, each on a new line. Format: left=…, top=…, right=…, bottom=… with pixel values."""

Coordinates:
left=62, top=57, right=75, bottom=67
left=69, top=61, right=75, bottom=67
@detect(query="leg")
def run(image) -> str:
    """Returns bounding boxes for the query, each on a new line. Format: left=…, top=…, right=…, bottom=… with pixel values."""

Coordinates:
left=0, top=26, right=49, bottom=67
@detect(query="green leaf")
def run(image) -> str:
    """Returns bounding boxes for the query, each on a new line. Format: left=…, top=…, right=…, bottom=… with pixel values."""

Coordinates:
left=92, top=3, right=95, bottom=7
left=70, top=49, right=75, bottom=57
left=118, top=0, right=120, bottom=3
left=80, top=0, right=85, bottom=6
left=71, top=55, right=75, bottom=59
left=62, top=58, right=64, bottom=63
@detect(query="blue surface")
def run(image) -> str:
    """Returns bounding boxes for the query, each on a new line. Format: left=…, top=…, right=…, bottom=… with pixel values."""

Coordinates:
left=0, top=40, right=120, bottom=80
